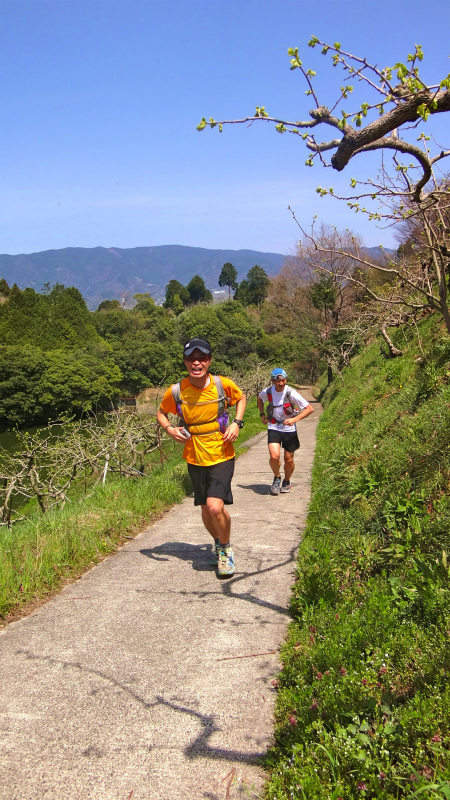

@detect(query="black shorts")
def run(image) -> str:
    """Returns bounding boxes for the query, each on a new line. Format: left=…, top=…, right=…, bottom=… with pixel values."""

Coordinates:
left=267, top=429, right=300, bottom=452
left=187, top=458, right=235, bottom=506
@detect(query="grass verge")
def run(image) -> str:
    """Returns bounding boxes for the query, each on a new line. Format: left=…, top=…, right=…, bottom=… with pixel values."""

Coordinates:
left=0, top=396, right=263, bottom=622
left=264, top=317, right=450, bottom=799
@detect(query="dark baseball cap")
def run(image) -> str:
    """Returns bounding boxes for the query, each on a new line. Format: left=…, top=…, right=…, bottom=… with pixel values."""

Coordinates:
left=183, top=338, right=212, bottom=357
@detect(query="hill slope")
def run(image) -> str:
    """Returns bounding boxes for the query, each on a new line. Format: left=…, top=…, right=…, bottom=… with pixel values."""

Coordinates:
left=0, top=244, right=287, bottom=309
left=265, top=316, right=450, bottom=797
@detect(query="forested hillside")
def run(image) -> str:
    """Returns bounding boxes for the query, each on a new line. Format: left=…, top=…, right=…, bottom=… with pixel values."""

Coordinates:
left=0, top=244, right=286, bottom=309
left=0, top=269, right=321, bottom=430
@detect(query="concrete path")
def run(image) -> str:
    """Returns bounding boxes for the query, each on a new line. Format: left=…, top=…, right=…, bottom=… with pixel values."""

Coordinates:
left=0, top=389, right=321, bottom=800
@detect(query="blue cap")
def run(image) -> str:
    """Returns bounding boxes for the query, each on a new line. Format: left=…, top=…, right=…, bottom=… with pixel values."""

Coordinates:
left=271, top=368, right=287, bottom=379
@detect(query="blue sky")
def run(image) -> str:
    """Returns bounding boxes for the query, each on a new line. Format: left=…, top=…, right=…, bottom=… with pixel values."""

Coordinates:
left=1, top=0, right=449, bottom=256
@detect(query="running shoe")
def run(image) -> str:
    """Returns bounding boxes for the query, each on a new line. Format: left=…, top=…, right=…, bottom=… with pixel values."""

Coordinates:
left=280, top=479, right=291, bottom=493
left=271, top=476, right=282, bottom=495
left=210, top=538, right=221, bottom=566
left=218, top=546, right=235, bottom=576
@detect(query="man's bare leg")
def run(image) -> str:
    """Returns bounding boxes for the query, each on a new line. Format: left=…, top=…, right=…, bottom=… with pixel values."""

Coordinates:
left=268, top=443, right=281, bottom=478
left=284, top=450, right=295, bottom=482
left=201, top=498, right=231, bottom=546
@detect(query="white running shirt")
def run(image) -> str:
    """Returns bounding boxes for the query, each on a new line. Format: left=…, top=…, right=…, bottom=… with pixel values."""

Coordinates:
left=258, top=385, right=309, bottom=433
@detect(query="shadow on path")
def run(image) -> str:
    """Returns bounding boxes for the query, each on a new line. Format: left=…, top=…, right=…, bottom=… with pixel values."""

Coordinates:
left=140, top=543, right=297, bottom=618
left=235, top=483, right=271, bottom=495
left=140, top=542, right=214, bottom=571
left=16, top=649, right=268, bottom=765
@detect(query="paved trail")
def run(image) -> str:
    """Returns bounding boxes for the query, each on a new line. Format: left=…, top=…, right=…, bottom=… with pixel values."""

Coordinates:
left=0, top=389, right=321, bottom=800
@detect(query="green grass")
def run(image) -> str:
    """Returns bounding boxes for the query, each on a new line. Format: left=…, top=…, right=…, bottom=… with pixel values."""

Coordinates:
left=0, top=396, right=263, bottom=621
left=264, top=317, right=450, bottom=799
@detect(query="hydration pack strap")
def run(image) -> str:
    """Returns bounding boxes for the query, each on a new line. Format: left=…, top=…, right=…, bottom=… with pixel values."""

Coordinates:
left=266, top=386, right=298, bottom=424
left=171, top=376, right=228, bottom=435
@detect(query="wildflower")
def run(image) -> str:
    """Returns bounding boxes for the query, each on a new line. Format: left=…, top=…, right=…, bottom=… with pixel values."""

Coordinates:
left=335, top=613, right=339, bottom=620
left=379, top=772, right=386, bottom=781
left=289, top=714, right=297, bottom=726
left=362, top=678, right=367, bottom=686
left=379, top=666, right=387, bottom=674
left=357, top=782, right=367, bottom=791
left=309, top=625, right=316, bottom=633
left=340, top=667, right=347, bottom=675
left=310, top=698, right=318, bottom=710
left=431, top=733, right=442, bottom=742
left=316, top=672, right=323, bottom=680
left=271, top=679, right=278, bottom=687
left=325, top=670, right=330, bottom=676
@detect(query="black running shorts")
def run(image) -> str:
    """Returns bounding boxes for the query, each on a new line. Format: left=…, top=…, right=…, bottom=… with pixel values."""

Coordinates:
left=187, top=458, right=235, bottom=506
left=267, top=429, right=300, bottom=452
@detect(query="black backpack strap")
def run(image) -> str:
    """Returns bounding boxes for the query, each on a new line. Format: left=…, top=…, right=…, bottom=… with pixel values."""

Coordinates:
left=266, top=386, right=274, bottom=421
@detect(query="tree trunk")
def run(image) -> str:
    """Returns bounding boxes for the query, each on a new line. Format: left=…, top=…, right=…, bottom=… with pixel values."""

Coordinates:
left=380, top=325, right=403, bottom=357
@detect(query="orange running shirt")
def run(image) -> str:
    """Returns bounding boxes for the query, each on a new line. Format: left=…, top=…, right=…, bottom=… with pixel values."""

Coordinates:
left=160, top=375, right=243, bottom=467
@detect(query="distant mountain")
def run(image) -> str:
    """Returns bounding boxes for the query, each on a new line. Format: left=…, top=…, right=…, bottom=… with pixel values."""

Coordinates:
left=0, top=244, right=287, bottom=310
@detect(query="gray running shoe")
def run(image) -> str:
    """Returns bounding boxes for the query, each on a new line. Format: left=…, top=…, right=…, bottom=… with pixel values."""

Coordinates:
left=271, top=476, right=282, bottom=495
left=280, top=479, right=291, bottom=493
left=210, top=538, right=221, bottom=566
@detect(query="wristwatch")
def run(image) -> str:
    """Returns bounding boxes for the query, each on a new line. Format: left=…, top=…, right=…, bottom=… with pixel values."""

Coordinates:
left=234, top=419, right=244, bottom=429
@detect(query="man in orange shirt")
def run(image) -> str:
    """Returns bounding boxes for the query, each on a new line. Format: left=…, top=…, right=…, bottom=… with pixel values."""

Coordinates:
left=157, top=338, right=246, bottom=576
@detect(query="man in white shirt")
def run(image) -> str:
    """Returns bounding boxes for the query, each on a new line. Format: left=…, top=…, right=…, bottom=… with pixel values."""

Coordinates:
left=257, top=368, right=314, bottom=494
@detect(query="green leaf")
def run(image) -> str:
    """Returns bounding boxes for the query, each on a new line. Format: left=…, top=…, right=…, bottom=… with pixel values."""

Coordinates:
left=308, top=36, right=319, bottom=47
left=197, top=117, right=207, bottom=131
left=334, top=42, right=341, bottom=51
left=417, top=103, right=430, bottom=121
left=395, top=62, right=409, bottom=82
